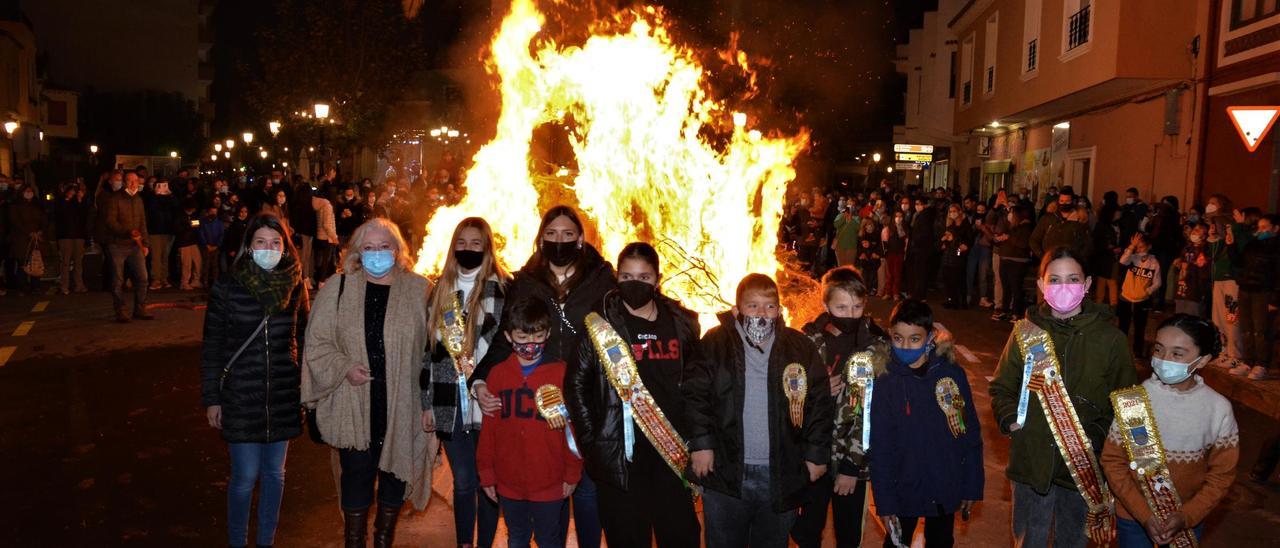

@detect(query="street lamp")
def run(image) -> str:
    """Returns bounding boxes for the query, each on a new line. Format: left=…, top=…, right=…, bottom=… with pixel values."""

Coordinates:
left=259, top=150, right=268, bottom=159
left=314, top=103, right=330, bottom=120
left=872, top=152, right=881, bottom=163
left=214, top=143, right=223, bottom=152
left=170, top=151, right=178, bottom=158
left=89, top=144, right=99, bottom=154
left=225, top=139, right=235, bottom=150
left=210, top=154, right=217, bottom=161
left=223, top=151, right=231, bottom=159
left=2, top=121, right=17, bottom=137
left=242, top=131, right=254, bottom=145
left=268, top=121, right=281, bottom=137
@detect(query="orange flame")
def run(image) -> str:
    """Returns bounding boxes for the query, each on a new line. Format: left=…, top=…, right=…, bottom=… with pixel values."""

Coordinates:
left=414, top=0, right=809, bottom=330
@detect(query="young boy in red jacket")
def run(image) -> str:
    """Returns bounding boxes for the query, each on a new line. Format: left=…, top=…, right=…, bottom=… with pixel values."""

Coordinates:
left=478, top=296, right=582, bottom=548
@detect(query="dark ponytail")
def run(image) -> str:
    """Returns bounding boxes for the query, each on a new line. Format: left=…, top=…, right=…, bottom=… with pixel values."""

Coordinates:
left=1157, top=313, right=1224, bottom=360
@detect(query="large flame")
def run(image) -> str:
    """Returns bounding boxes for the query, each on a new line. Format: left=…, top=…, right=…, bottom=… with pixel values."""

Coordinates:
left=414, top=0, right=809, bottom=329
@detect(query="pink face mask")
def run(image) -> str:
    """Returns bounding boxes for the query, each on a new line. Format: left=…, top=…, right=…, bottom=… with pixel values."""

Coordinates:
left=1043, top=283, right=1088, bottom=314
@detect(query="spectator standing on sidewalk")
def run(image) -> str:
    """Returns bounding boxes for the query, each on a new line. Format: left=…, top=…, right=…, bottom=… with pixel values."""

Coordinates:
left=7, top=184, right=47, bottom=295
left=174, top=199, right=203, bottom=290
left=55, top=182, right=90, bottom=294
left=313, top=189, right=339, bottom=284
left=1118, top=233, right=1162, bottom=358
left=103, top=172, right=152, bottom=322
left=1226, top=215, right=1280, bottom=380
left=221, top=205, right=250, bottom=273
left=198, top=205, right=226, bottom=288
left=1205, top=195, right=1246, bottom=370
left=144, top=180, right=177, bottom=290
left=290, top=184, right=318, bottom=289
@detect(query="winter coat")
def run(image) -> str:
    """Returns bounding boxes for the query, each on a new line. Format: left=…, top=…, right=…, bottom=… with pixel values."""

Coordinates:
left=1039, top=218, right=1093, bottom=259
left=989, top=302, right=1137, bottom=494
left=6, top=200, right=45, bottom=259
left=200, top=268, right=310, bottom=443
left=907, top=207, right=937, bottom=258
left=477, top=356, right=583, bottom=502
left=102, top=191, right=148, bottom=247
left=1089, top=221, right=1121, bottom=279
left=1029, top=212, right=1063, bottom=258
left=173, top=210, right=201, bottom=248
left=566, top=291, right=700, bottom=490
left=197, top=216, right=225, bottom=248
left=54, top=196, right=89, bottom=240
left=832, top=212, right=860, bottom=251
left=940, top=219, right=974, bottom=267
left=996, top=221, right=1033, bottom=261
left=1229, top=234, right=1280, bottom=301
left=289, top=193, right=318, bottom=238
left=802, top=313, right=887, bottom=478
left=683, top=312, right=834, bottom=512
left=424, top=275, right=507, bottom=435
left=474, top=244, right=617, bottom=383
left=1175, top=243, right=1212, bottom=303
left=144, top=194, right=177, bottom=236
left=301, top=269, right=437, bottom=510
left=870, top=346, right=983, bottom=518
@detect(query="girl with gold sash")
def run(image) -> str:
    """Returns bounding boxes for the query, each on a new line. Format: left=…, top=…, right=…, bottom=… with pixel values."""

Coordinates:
left=423, top=218, right=510, bottom=548
left=565, top=242, right=702, bottom=547
left=990, top=247, right=1138, bottom=548
left=1101, top=314, right=1239, bottom=547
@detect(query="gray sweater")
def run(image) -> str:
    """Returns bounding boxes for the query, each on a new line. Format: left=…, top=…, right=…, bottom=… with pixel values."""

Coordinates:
left=737, top=322, right=774, bottom=466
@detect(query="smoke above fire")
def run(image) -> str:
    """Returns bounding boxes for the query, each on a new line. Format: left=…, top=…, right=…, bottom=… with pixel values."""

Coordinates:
left=414, top=0, right=810, bottom=327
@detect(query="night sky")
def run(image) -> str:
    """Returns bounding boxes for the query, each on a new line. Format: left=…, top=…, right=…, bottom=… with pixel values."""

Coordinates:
left=211, top=0, right=937, bottom=164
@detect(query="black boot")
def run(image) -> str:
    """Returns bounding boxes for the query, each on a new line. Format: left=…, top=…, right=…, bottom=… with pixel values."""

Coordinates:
left=372, top=503, right=402, bottom=548
left=343, top=507, right=369, bottom=548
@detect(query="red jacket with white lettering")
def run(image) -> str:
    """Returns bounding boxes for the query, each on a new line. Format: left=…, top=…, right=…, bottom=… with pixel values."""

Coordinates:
left=477, top=355, right=582, bottom=502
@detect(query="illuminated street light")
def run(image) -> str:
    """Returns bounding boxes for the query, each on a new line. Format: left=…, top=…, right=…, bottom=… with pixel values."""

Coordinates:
left=214, top=143, right=223, bottom=152
left=990, top=120, right=1000, bottom=128
left=225, top=139, right=235, bottom=150
left=872, top=152, right=881, bottom=163
left=89, top=144, right=99, bottom=154
left=281, top=161, right=289, bottom=168
left=308, top=146, right=315, bottom=152
left=223, top=151, right=231, bottom=159
left=210, top=154, right=217, bottom=161
left=887, top=166, right=894, bottom=173
left=268, top=121, right=281, bottom=136
left=732, top=112, right=747, bottom=128
left=447, top=129, right=460, bottom=138
left=170, top=151, right=178, bottom=158
left=314, top=103, right=330, bottom=119
left=242, top=132, right=254, bottom=145
left=2, top=121, right=16, bottom=136
left=259, top=150, right=269, bottom=159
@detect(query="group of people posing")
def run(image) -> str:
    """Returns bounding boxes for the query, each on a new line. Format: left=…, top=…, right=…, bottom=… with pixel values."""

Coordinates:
left=201, top=201, right=1239, bottom=548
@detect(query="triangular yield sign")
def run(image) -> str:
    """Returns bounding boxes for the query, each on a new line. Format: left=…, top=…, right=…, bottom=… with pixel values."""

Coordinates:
left=1227, top=106, right=1280, bottom=153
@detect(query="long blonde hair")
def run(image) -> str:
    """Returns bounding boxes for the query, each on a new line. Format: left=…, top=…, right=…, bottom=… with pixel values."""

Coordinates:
left=339, top=218, right=414, bottom=275
left=426, top=217, right=510, bottom=353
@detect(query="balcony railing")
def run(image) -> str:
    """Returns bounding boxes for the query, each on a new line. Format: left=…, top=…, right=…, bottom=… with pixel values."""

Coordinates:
left=1026, top=38, right=1038, bottom=71
left=1067, top=5, right=1091, bottom=51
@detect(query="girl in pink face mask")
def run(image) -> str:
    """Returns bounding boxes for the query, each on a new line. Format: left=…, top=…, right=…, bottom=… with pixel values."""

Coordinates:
left=1037, top=247, right=1093, bottom=319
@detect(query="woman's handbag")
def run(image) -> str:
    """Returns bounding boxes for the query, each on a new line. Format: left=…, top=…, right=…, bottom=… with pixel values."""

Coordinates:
left=23, top=241, right=44, bottom=278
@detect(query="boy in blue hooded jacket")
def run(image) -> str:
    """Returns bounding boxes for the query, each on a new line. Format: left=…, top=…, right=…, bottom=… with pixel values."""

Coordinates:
left=870, top=299, right=983, bottom=547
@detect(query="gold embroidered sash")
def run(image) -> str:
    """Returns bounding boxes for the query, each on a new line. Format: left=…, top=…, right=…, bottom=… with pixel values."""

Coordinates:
left=584, top=312, right=690, bottom=478
left=1111, top=386, right=1197, bottom=548
left=535, top=384, right=580, bottom=457
left=845, top=351, right=875, bottom=450
left=783, top=363, right=807, bottom=429
left=1015, top=320, right=1116, bottom=544
left=439, top=291, right=476, bottom=428
left=935, top=378, right=967, bottom=438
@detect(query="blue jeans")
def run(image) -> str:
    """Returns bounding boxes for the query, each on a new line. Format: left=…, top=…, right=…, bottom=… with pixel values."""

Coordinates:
left=966, top=243, right=992, bottom=303
left=559, top=472, right=601, bottom=548
left=227, top=441, right=289, bottom=547
left=703, top=464, right=797, bottom=548
left=502, top=496, right=566, bottom=548
left=1116, top=517, right=1203, bottom=547
left=442, top=413, right=499, bottom=547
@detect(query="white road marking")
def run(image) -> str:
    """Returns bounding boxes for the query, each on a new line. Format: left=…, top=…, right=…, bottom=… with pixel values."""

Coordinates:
left=32, top=301, right=49, bottom=313
left=956, top=344, right=980, bottom=364
left=13, top=321, right=34, bottom=337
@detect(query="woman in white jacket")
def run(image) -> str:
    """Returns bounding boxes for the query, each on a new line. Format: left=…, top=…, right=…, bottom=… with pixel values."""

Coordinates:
left=313, top=191, right=339, bottom=283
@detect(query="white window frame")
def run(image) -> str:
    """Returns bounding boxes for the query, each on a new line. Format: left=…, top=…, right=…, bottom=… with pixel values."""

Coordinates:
left=1022, top=0, right=1043, bottom=80
left=984, top=13, right=999, bottom=97
left=1061, top=0, right=1094, bottom=63
left=961, top=34, right=976, bottom=108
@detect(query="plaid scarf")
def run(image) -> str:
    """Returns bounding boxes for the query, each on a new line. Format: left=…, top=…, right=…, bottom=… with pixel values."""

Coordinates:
left=233, top=253, right=303, bottom=316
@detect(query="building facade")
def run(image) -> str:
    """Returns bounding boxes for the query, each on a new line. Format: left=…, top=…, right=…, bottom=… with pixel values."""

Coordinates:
left=0, top=15, right=39, bottom=177
left=893, top=0, right=968, bottom=190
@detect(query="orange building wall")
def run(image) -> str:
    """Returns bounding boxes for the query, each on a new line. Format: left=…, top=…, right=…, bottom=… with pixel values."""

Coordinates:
left=1070, top=95, right=1197, bottom=204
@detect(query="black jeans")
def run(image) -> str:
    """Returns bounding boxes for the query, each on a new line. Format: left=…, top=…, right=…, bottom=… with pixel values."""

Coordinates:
left=313, top=239, right=336, bottom=282
left=1117, top=299, right=1151, bottom=355
left=999, top=259, right=1031, bottom=314
left=1238, top=290, right=1275, bottom=366
left=886, top=511, right=954, bottom=548
left=338, top=444, right=406, bottom=511
left=943, top=258, right=968, bottom=306
left=791, top=472, right=867, bottom=548
left=703, top=464, right=797, bottom=548
left=907, top=251, right=934, bottom=300
left=597, top=443, right=700, bottom=548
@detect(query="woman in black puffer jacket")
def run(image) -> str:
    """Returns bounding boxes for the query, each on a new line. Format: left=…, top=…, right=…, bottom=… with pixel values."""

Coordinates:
left=200, top=212, right=309, bottom=548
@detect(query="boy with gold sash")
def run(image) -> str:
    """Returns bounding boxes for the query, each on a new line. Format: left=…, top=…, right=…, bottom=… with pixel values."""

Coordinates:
left=1102, top=314, right=1239, bottom=547
left=990, top=248, right=1137, bottom=548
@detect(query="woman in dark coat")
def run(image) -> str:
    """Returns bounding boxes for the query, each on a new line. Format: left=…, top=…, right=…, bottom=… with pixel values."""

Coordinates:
left=473, top=205, right=616, bottom=548
left=200, top=213, right=309, bottom=548
left=7, top=185, right=47, bottom=294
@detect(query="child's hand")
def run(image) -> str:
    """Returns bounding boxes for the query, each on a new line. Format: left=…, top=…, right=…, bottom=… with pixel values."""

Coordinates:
left=833, top=474, right=858, bottom=496
left=829, top=375, right=846, bottom=398
left=1155, top=512, right=1187, bottom=545
left=474, top=383, right=502, bottom=416
left=422, top=410, right=435, bottom=433
left=691, top=449, right=715, bottom=479
left=805, top=461, right=828, bottom=482
left=482, top=485, right=497, bottom=503
left=563, top=482, right=577, bottom=498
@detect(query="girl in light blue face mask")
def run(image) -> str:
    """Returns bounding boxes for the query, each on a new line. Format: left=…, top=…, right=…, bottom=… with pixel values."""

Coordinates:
left=1099, top=313, right=1238, bottom=548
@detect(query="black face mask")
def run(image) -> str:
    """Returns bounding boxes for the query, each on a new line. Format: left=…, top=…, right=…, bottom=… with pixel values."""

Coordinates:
left=618, top=280, right=656, bottom=309
left=542, top=240, right=580, bottom=267
left=455, top=249, right=484, bottom=270
left=830, top=316, right=861, bottom=334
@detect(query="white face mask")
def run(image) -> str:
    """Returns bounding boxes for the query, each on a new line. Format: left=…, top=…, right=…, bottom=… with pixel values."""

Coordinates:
left=1204, top=204, right=1218, bottom=214
left=252, top=249, right=283, bottom=271
left=125, top=187, right=138, bottom=196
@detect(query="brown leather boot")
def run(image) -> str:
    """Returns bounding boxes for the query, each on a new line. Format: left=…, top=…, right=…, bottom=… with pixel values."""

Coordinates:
left=371, top=503, right=402, bottom=548
left=342, top=507, right=369, bottom=548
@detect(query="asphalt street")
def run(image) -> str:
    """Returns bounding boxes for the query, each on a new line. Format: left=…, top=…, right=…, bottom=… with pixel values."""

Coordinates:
left=1, top=288, right=1278, bottom=547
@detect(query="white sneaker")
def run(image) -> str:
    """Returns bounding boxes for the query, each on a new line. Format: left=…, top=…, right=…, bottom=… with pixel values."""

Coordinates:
left=1229, top=364, right=1251, bottom=376
left=979, top=298, right=993, bottom=308
left=1213, top=356, right=1234, bottom=369
left=1248, top=366, right=1270, bottom=380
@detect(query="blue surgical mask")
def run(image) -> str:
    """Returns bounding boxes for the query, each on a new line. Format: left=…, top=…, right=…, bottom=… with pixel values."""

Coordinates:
left=1151, top=356, right=1201, bottom=385
left=362, top=250, right=395, bottom=277
left=1257, top=231, right=1276, bottom=241
left=252, top=249, right=282, bottom=271
left=892, top=338, right=933, bottom=366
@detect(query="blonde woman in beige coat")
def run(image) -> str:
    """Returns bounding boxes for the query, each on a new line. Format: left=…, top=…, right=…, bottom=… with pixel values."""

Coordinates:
left=302, top=217, right=436, bottom=548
